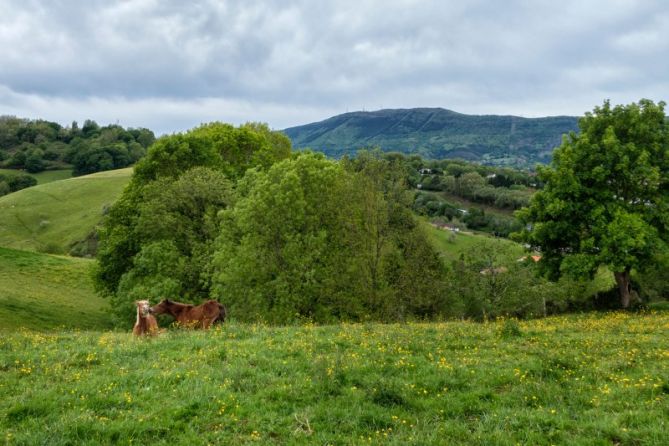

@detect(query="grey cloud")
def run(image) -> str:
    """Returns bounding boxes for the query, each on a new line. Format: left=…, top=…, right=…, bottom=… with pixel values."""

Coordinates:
left=0, top=0, right=668, bottom=130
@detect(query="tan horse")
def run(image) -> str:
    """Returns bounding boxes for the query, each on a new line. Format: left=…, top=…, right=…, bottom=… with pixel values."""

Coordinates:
left=150, top=299, right=226, bottom=329
left=133, top=300, right=159, bottom=336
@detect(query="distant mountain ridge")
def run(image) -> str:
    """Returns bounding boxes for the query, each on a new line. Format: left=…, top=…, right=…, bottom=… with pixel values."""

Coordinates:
left=283, top=108, right=580, bottom=167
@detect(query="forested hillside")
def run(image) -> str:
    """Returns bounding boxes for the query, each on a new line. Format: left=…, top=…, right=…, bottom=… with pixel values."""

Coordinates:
left=284, top=108, right=579, bottom=167
left=0, top=116, right=155, bottom=176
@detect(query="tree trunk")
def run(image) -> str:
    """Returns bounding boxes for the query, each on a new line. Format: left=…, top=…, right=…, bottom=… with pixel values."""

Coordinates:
left=614, top=269, right=632, bottom=309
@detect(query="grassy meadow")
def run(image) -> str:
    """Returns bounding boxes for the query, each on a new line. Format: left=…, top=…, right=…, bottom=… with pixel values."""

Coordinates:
left=425, top=222, right=523, bottom=264
left=1, top=313, right=667, bottom=445
left=0, top=159, right=665, bottom=445
left=0, top=168, right=131, bottom=253
left=0, top=247, right=112, bottom=330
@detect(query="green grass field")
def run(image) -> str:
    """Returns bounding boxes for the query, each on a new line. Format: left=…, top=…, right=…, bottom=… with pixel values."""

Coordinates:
left=1, top=313, right=667, bottom=445
left=0, top=168, right=73, bottom=185
left=425, top=222, right=524, bottom=264
left=0, top=247, right=112, bottom=330
left=0, top=161, right=664, bottom=444
left=0, top=167, right=131, bottom=253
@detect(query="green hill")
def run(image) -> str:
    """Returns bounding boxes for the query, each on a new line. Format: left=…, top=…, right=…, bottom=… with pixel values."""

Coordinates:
left=0, top=247, right=112, bottom=330
left=284, top=108, right=579, bottom=167
left=0, top=167, right=132, bottom=254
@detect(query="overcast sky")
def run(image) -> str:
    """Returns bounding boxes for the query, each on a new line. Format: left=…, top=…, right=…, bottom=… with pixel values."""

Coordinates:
left=1, top=0, right=667, bottom=134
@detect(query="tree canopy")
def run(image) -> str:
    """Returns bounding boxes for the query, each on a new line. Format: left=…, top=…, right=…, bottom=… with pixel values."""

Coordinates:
left=93, top=122, right=292, bottom=322
left=0, top=116, right=154, bottom=175
left=211, top=151, right=450, bottom=323
left=515, top=99, right=669, bottom=307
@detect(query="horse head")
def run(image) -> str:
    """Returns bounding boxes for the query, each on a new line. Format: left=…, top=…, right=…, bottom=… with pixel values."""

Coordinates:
left=150, top=299, right=172, bottom=316
left=135, top=300, right=151, bottom=317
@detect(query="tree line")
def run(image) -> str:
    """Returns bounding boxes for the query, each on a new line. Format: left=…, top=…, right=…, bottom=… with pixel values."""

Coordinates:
left=0, top=116, right=155, bottom=176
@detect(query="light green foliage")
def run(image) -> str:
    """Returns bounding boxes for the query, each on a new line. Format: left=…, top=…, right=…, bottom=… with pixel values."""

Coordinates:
left=213, top=153, right=355, bottom=322
left=441, top=238, right=544, bottom=319
left=132, top=122, right=290, bottom=184
left=458, top=171, right=486, bottom=196
left=0, top=168, right=131, bottom=253
left=108, top=168, right=233, bottom=325
left=516, top=100, right=669, bottom=307
left=1, top=313, right=667, bottom=444
left=428, top=226, right=613, bottom=318
left=95, top=123, right=290, bottom=324
left=0, top=247, right=111, bottom=330
left=213, top=152, right=449, bottom=323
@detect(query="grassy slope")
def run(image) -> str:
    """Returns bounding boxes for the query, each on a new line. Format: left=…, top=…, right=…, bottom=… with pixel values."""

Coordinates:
left=0, top=167, right=131, bottom=253
left=0, top=168, right=73, bottom=185
left=1, top=313, right=667, bottom=444
left=0, top=247, right=112, bottom=330
left=425, top=222, right=523, bottom=264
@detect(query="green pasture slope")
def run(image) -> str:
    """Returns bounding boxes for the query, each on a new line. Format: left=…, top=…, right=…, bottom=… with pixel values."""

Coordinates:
left=0, top=247, right=112, bottom=330
left=0, top=167, right=131, bottom=253
left=1, top=313, right=667, bottom=444
left=426, top=222, right=523, bottom=264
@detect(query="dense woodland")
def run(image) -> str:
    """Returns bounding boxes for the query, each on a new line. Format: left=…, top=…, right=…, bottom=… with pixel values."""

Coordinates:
left=0, top=116, right=155, bottom=176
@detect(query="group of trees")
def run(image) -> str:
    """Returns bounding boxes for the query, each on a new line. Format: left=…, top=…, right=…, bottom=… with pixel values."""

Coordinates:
left=408, top=98, right=669, bottom=310
left=419, top=170, right=532, bottom=210
left=516, top=99, right=669, bottom=308
left=443, top=239, right=611, bottom=320
left=213, top=152, right=449, bottom=323
left=0, top=116, right=155, bottom=175
left=412, top=192, right=522, bottom=237
left=94, top=99, right=669, bottom=325
left=95, top=124, right=451, bottom=324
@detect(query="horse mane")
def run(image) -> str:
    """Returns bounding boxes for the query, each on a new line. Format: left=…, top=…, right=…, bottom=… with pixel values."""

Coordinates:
left=164, top=300, right=192, bottom=317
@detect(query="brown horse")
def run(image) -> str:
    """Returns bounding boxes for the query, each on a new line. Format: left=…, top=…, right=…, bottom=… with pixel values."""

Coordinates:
left=150, top=298, right=226, bottom=329
left=133, top=300, right=159, bottom=336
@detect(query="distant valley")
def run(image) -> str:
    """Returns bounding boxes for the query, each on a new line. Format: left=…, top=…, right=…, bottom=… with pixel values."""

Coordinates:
left=284, top=108, right=579, bottom=167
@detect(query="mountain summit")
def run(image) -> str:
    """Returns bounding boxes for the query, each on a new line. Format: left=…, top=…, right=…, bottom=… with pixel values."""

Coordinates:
left=283, top=108, right=579, bottom=167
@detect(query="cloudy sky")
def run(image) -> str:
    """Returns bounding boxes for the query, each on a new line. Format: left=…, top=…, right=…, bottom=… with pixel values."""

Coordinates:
left=1, top=0, right=668, bottom=134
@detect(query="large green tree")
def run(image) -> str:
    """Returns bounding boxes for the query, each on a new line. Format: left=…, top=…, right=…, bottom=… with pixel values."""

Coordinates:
left=212, top=151, right=450, bottom=323
left=94, top=122, right=291, bottom=323
left=516, top=100, right=669, bottom=307
left=109, top=167, right=233, bottom=323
